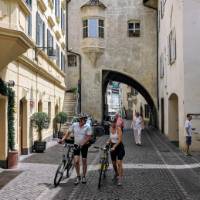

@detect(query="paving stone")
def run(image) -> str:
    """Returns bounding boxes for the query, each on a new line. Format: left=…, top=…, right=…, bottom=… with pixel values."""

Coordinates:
left=0, top=122, right=200, bottom=200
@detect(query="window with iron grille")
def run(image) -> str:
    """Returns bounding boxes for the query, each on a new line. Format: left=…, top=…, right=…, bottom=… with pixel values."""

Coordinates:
left=128, top=20, right=140, bottom=37
left=83, top=18, right=104, bottom=38
left=68, top=55, right=77, bottom=67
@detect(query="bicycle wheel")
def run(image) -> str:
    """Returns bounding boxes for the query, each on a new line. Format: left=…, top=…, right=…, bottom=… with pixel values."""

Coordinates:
left=66, top=157, right=74, bottom=178
left=54, top=161, right=66, bottom=187
left=98, top=162, right=104, bottom=189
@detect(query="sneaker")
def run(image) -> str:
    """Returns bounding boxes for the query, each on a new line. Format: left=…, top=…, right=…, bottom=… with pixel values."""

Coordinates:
left=74, top=176, right=81, bottom=185
left=112, top=174, right=118, bottom=182
left=81, top=176, right=87, bottom=184
left=186, top=153, right=192, bottom=156
left=117, top=177, right=122, bottom=186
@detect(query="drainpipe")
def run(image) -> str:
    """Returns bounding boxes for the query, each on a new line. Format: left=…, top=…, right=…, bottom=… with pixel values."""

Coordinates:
left=66, top=0, right=82, bottom=113
left=143, top=0, right=158, bottom=127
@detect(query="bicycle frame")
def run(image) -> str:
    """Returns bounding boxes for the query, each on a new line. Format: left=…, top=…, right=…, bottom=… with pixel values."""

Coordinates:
left=54, top=143, right=77, bottom=187
left=95, top=145, right=110, bottom=189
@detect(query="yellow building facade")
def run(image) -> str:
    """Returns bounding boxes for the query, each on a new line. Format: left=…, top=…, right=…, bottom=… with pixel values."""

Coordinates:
left=0, top=0, right=66, bottom=168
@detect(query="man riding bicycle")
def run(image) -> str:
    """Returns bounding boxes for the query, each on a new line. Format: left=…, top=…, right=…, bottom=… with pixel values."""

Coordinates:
left=59, top=113, right=92, bottom=185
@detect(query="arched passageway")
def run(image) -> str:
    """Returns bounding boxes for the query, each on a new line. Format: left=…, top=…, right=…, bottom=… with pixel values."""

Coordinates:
left=168, top=93, right=179, bottom=145
left=102, top=70, right=157, bottom=127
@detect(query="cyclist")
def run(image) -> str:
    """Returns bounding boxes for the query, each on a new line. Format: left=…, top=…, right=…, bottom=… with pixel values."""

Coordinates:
left=59, top=113, right=92, bottom=185
left=107, top=117, right=125, bottom=186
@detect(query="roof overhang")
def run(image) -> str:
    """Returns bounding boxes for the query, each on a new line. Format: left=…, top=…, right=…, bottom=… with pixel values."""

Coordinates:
left=143, top=0, right=158, bottom=10
left=0, top=27, right=34, bottom=69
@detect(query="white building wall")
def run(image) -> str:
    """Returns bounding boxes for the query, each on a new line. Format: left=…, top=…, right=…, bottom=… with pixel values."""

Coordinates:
left=183, top=0, right=200, bottom=150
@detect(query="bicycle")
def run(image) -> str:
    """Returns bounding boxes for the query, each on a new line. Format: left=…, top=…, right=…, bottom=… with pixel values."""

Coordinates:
left=94, top=144, right=110, bottom=189
left=54, top=142, right=77, bottom=187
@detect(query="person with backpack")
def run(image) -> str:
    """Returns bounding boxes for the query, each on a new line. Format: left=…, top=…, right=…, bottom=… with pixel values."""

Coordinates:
left=59, top=113, right=92, bottom=185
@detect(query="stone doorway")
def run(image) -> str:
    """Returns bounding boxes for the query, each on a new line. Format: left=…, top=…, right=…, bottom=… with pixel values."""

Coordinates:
left=19, top=98, right=28, bottom=155
left=168, top=94, right=179, bottom=145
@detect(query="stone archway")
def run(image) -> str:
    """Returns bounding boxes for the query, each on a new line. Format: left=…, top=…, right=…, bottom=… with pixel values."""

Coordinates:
left=168, top=93, right=179, bottom=144
left=19, top=98, right=28, bottom=155
left=0, top=95, right=8, bottom=168
left=102, top=70, right=157, bottom=126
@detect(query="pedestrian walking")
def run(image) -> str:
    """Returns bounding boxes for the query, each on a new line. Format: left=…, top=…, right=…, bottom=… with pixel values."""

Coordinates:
left=138, top=113, right=144, bottom=146
left=107, top=118, right=125, bottom=186
left=115, top=112, right=124, bottom=133
left=131, top=112, right=142, bottom=146
left=185, top=114, right=193, bottom=156
left=59, top=113, right=92, bottom=185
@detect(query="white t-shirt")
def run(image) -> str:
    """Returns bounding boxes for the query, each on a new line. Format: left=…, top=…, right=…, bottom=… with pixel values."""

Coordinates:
left=69, top=122, right=92, bottom=144
left=133, top=117, right=141, bottom=129
left=185, top=119, right=192, bottom=137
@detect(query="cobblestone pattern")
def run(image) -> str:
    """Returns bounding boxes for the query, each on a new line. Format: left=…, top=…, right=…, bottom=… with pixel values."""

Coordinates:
left=1, top=123, right=200, bottom=200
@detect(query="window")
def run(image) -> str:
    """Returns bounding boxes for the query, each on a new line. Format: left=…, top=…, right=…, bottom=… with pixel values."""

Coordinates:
left=128, top=20, right=140, bottom=37
left=27, top=15, right=32, bottom=36
left=169, top=28, right=176, bottom=65
left=131, top=88, right=138, bottom=96
left=36, top=12, right=45, bottom=47
left=61, top=52, right=65, bottom=71
left=55, top=0, right=60, bottom=19
left=68, top=55, right=77, bottom=67
left=160, top=53, right=164, bottom=78
left=48, top=102, right=51, bottom=119
left=56, top=44, right=60, bottom=67
left=61, top=8, right=65, bottom=33
left=26, top=0, right=32, bottom=8
left=47, top=29, right=54, bottom=56
left=82, top=19, right=104, bottom=38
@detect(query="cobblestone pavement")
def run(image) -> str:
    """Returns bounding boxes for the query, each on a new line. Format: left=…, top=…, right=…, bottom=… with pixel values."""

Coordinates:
left=1, top=122, right=200, bottom=200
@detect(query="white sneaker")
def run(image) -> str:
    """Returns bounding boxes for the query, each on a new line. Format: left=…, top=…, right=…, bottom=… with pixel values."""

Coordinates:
left=81, top=176, right=87, bottom=184
left=74, top=176, right=81, bottom=185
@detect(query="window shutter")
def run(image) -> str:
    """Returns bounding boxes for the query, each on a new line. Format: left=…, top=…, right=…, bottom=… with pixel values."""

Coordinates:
left=42, top=22, right=46, bottom=49
left=28, top=15, right=32, bottom=36
left=36, top=12, right=40, bottom=45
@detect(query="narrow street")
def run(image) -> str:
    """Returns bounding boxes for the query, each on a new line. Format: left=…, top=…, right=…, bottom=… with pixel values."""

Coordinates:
left=1, top=122, right=200, bottom=200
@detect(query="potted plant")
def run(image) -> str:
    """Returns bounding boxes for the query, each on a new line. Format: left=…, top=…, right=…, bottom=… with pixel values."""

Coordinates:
left=7, top=87, right=18, bottom=169
left=54, top=112, right=67, bottom=139
left=31, top=112, right=49, bottom=153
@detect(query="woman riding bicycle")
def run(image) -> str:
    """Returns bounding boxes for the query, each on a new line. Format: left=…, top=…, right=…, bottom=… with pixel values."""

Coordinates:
left=107, top=117, right=125, bottom=186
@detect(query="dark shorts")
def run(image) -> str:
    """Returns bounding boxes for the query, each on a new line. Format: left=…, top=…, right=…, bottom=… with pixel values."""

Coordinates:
left=186, top=136, right=192, bottom=146
left=110, top=143, right=125, bottom=161
left=73, top=144, right=89, bottom=158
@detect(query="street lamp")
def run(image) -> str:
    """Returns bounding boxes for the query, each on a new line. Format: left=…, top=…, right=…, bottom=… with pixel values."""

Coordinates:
left=7, top=80, right=15, bottom=87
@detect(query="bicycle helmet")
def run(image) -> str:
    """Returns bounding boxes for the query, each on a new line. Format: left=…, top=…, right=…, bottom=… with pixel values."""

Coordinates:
left=77, top=113, right=87, bottom=119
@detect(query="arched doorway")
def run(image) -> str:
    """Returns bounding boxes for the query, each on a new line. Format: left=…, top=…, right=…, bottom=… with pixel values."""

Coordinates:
left=38, top=100, right=42, bottom=112
left=168, top=93, right=179, bottom=145
left=19, top=98, right=28, bottom=155
left=102, top=70, right=157, bottom=126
